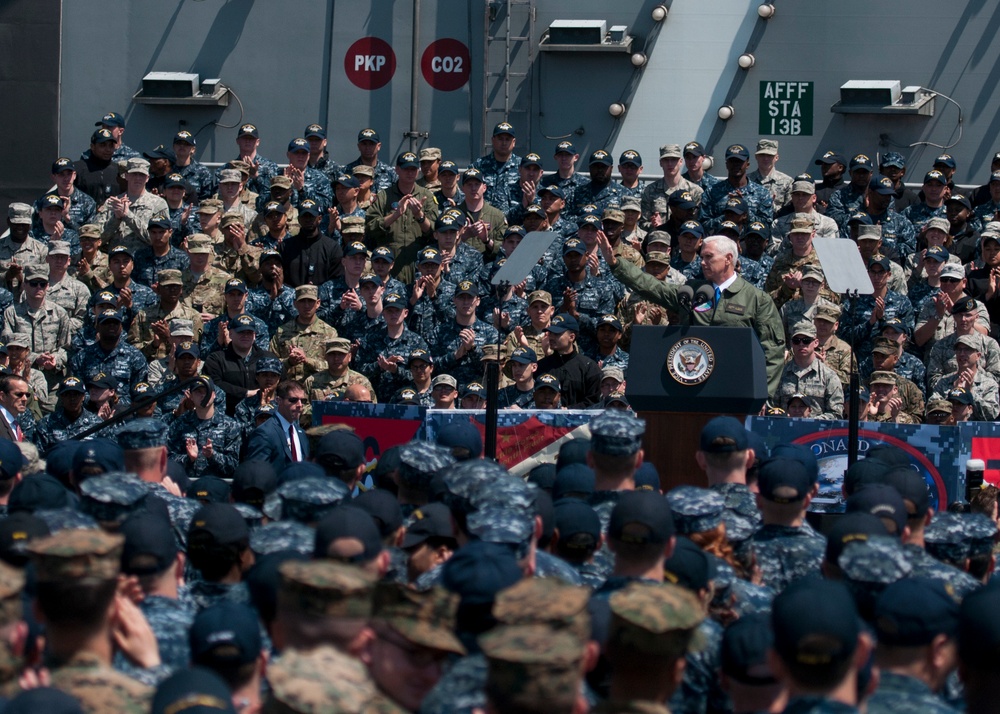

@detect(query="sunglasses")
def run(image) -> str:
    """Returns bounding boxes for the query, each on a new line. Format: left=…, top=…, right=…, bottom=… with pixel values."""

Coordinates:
left=5, top=391, right=28, bottom=398
left=790, top=337, right=814, bottom=345
left=940, top=277, right=962, bottom=283
left=283, top=396, right=306, bottom=404
left=26, top=280, right=48, bottom=288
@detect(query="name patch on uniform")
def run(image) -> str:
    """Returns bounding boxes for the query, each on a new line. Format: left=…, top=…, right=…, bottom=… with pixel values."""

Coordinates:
left=724, top=303, right=746, bottom=316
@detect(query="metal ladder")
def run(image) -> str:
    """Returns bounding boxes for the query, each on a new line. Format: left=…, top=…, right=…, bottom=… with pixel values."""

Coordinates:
left=481, top=0, right=535, bottom=155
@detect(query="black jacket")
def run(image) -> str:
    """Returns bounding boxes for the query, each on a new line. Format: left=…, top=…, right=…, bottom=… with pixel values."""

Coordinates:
left=203, top=344, right=277, bottom=415
left=537, top=350, right=602, bottom=408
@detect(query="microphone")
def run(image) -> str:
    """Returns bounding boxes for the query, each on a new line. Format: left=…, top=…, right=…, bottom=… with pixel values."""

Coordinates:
left=677, top=285, right=694, bottom=310
left=693, top=284, right=715, bottom=308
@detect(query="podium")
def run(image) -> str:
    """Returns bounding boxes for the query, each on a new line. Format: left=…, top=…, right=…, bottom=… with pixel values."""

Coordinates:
left=625, top=325, right=769, bottom=491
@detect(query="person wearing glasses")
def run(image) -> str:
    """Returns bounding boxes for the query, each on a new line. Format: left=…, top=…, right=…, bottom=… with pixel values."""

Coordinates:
left=0, top=263, right=71, bottom=391
left=914, top=261, right=991, bottom=357
left=0, top=374, right=31, bottom=442
left=247, top=378, right=310, bottom=473
left=776, top=321, right=844, bottom=420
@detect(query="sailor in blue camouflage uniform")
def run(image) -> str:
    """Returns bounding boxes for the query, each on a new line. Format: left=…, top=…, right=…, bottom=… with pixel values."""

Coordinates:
left=587, top=410, right=647, bottom=537
left=225, top=123, right=280, bottom=196
left=901, top=170, right=949, bottom=231
left=407, top=247, right=455, bottom=341
left=682, top=141, right=721, bottom=190
left=435, top=213, right=484, bottom=286
left=32, top=193, right=81, bottom=258
left=502, top=153, right=545, bottom=223
left=160, top=174, right=199, bottom=243
left=699, top=144, right=774, bottom=227
left=973, top=171, right=1000, bottom=227
left=543, top=236, right=624, bottom=355
left=303, top=124, right=342, bottom=180
left=246, top=249, right=298, bottom=333
left=33, top=376, right=103, bottom=453
left=666, top=485, right=726, bottom=540
left=866, top=577, right=962, bottom=714
left=68, top=309, right=148, bottom=407
left=253, top=476, right=350, bottom=556
left=356, top=294, right=430, bottom=402
left=670, top=221, right=705, bottom=281
left=165, top=376, right=242, bottom=478
left=98, top=244, right=159, bottom=327
left=281, top=137, right=334, bottom=213
left=538, top=141, right=588, bottom=213
left=344, top=128, right=397, bottom=193
left=232, top=356, right=282, bottom=439
left=750, top=458, right=826, bottom=593
left=921, top=512, right=989, bottom=598
left=586, top=314, right=629, bottom=371
left=569, top=150, right=627, bottom=220
left=853, top=176, right=918, bottom=261
left=431, top=280, right=500, bottom=387
left=132, top=214, right=190, bottom=286
left=171, top=130, right=216, bottom=200
left=838, top=254, right=915, bottom=358
left=857, top=317, right=926, bottom=387
left=34, top=157, right=97, bottom=231
left=115, top=511, right=195, bottom=676
left=78, top=473, right=150, bottom=529
left=472, top=122, right=522, bottom=211
left=826, top=153, right=875, bottom=229
left=199, top=285, right=270, bottom=356
left=838, top=534, right=913, bottom=621
left=398, top=440, right=455, bottom=518
left=478, top=261, right=528, bottom=336
left=185, top=503, right=256, bottom=613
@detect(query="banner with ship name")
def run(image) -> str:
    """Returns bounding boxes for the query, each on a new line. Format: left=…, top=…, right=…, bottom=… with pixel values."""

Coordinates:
left=746, top=417, right=964, bottom=513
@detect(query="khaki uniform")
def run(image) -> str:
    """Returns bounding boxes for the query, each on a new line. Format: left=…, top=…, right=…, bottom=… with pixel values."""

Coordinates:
left=365, top=183, right=439, bottom=280
left=777, top=358, right=845, bottom=420
left=181, top=265, right=234, bottom=316
left=72, top=251, right=113, bottom=292
left=95, top=191, right=169, bottom=252
left=127, top=303, right=204, bottom=360
left=214, top=242, right=263, bottom=286
left=270, top=318, right=339, bottom=381
left=816, top=334, right=855, bottom=388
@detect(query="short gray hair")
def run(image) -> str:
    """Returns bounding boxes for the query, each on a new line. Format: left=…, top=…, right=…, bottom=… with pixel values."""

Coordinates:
left=702, top=235, right=739, bottom=263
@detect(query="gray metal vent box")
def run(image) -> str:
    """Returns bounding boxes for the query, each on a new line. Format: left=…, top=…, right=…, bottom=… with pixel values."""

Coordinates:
left=142, top=72, right=200, bottom=98
left=548, top=20, right=607, bottom=45
left=839, top=80, right=901, bottom=107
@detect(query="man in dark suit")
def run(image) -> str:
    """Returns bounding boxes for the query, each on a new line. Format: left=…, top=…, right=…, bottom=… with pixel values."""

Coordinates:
left=246, top=379, right=309, bottom=474
left=0, top=374, right=30, bottom=442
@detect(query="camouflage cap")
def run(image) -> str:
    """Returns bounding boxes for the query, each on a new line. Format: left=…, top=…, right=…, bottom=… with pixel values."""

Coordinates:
left=117, top=417, right=168, bottom=450
left=814, top=304, right=842, bottom=323
left=371, top=583, right=465, bottom=655
left=466, top=506, right=534, bottom=553
left=871, top=336, right=898, bottom=355
left=925, top=399, right=953, bottom=416
left=0, top=561, right=24, bottom=626
left=869, top=370, right=898, bottom=387
left=924, top=512, right=973, bottom=564
left=494, top=578, right=591, bottom=645
left=79, top=223, right=102, bottom=239
left=187, top=235, right=214, bottom=254
left=295, top=284, right=319, bottom=301
left=609, top=581, right=704, bottom=657
left=481, top=624, right=583, bottom=713
left=589, top=410, right=645, bottom=456
left=28, top=528, right=123, bottom=583
left=838, top=534, right=912, bottom=585
left=278, top=559, right=375, bottom=619
left=266, top=645, right=378, bottom=713
left=398, top=440, right=455, bottom=491
left=79, top=473, right=149, bottom=526
left=270, top=477, right=350, bottom=523
left=196, top=198, right=223, bottom=214
left=965, top=512, right=997, bottom=557
left=666, top=485, right=725, bottom=534
left=156, top=268, right=183, bottom=286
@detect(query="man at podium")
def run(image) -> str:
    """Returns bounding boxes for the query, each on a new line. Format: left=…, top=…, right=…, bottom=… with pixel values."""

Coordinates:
left=598, top=232, right=784, bottom=396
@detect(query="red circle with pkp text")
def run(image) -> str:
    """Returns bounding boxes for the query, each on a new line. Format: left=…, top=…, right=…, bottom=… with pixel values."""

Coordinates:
left=345, top=37, right=397, bottom=90
left=421, top=38, right=471, bottom=92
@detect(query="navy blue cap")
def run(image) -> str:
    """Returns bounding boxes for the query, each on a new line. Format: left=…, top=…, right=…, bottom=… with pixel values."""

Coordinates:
left=947, top=193, right=972, bottom=210
left=297, top=199, right=322, bottom=216
left=96, top=111, right=125, bottom=128
left=634, top=462, right=660, bottom=492
left=188, top=503, right=249, bottom=548
left=562, top=238, right=587, bottom=256
left=815, top=150, right=847, bottom=166
left=772, top=577, right=859, bottom=669
left=679, top=220, right=705, bottom=238
left=520, top=153, right=542, bottom=168
left=668, top=191, right=698, bottom=209
left=874, top=577, right=960, bottom=646
left=725, top=144, right=750, bottom=162
left=144, top=145, right=176, bottom=162
left=151, top=667, right=237, bottom=714
left=721, top=613, right=777, bottom=684
left=553, top=498, right=601, bottom=550
left=435, top=213, right=463, bottom=232
left=0, top=440, right=24, bottom=481
left=313, top=505, right=383, bottom=562
left=120, top=511, right=177, bottom=576
left=546, top=313, right=580, bottom=334
left=187, top=476, right=232, bottom=504
left=619, top=149, right=642, bottom=166
left=286, top=137, right=309, bottom=153
left=72, top=438, right=124, bottom=477
left=332, top=173, right=359, bottom=188
left=924, top=170, right=947, bottom=185
left=589, top=149, right=613, bottom=166
left=0, top=511, right=49, bottom=567
left=843, top=457, right=890, bottom=497
left=825, top=512, right=889, bottom=565
left=609, top=490, right=675, bottom=545
left=527, top=463, right=557, bottom=492
left=882, top=466, right=930, bottom=518
left=683, top=141, right=706, bottom=157
left=436, top=421, right=483, bottom=461
left=401, top=502, right=455, bottom=548
left=231, top=461, right=277, bottom=509
left=662, top=536, right=711, bottom=592
left=868, top=176, right=896, bottom=195
left=358, top=128, right=380, bottom=142
left=554, top=140, right=576, bottom=155
left=934, top=153, right=957, bottom=169
left=8, top=473, right=70, bottom=513
left=699, top=416, right=748, bottom=453
left=846, top=484, right=907, bottom=535
left=492, top=121, right=515, bottom=137
left=396, top=151, right=419, bottom=169
left=461, top=382, right=487, bottom=400
left=509, top=347, right=537, bottom=364
left=770, top=442, right=819, bottom=486
left=4, top=688, right=86, bottom=714
left=228, top=314, right=255, bottom=334
left=190, top=602, right=263, bottom=667
left=91, top=128, right=115, bottom=144
left=440, top=540, right=522, bottom=605
left=723, top=196, right=748, bottom=215
left=537, top=185, right=565, bottom=200
left=552, top=463, right=595, bottom=501
left=757, top=457, right=811, bottom=503
left=849, top=153, right=875, bottom=172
